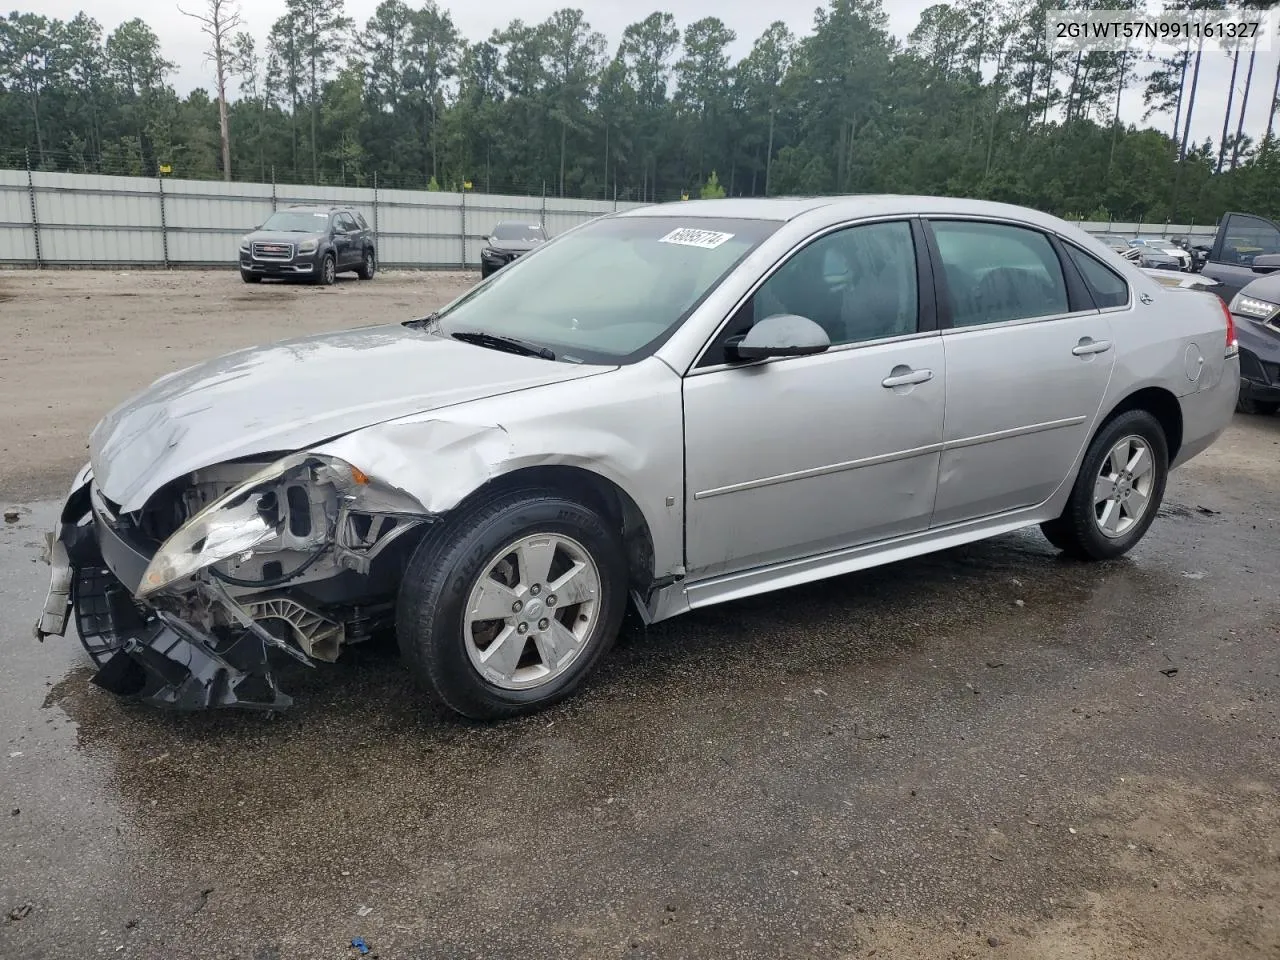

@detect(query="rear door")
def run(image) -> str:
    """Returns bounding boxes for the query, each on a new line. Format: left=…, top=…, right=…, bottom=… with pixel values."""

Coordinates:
left=1202, top=212, right=1280, bottom=302
left=925, top=218, right=1116, bottom=527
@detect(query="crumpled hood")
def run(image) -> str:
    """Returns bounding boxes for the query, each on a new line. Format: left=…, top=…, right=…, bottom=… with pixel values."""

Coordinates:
left=90, top=323, right=612, bottom=511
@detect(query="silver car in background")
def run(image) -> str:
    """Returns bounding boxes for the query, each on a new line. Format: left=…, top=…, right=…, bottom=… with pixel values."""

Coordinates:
left=35, top=196, right=1239, bottom=720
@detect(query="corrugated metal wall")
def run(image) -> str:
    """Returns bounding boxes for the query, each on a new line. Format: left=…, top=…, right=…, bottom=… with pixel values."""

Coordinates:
left=0, top=170, right=641, bottom=269
left=0, top=168, right=1224, bottom=268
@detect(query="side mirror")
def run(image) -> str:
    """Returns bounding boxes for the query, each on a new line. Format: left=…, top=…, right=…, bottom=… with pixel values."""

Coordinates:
left=726, top=314, right=830, bottom=363
left=1251, top=253, right=1280, bottom=274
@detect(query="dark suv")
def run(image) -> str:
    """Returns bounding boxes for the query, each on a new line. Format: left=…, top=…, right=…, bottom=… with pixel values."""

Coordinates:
left=239, top=205, right=377, bottom=285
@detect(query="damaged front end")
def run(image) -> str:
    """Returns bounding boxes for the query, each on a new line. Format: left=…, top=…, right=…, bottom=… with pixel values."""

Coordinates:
left=35, top=454, right=431, bottom=710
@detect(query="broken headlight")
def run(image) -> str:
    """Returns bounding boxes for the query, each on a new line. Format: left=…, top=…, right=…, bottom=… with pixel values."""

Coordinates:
left=137, top=453, right=367, bottom=598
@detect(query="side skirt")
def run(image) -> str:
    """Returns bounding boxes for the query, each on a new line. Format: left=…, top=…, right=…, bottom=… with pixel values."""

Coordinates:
left=642, top=505, right=1057, bottom=624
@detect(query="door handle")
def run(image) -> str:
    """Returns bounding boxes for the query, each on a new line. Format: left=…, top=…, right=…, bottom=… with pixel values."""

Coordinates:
left=881, top=368, right=934, bottom=388
left=1072, top=338, right=1113, bottom=356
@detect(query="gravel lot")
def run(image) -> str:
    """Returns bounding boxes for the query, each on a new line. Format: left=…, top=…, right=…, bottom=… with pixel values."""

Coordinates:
left=0, top=268, right=476, bottom=501
left=1, top=270, right=1278, bottom=960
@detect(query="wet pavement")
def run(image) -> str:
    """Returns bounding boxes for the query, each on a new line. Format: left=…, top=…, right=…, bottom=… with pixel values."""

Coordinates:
left=2, top=417, right=1279, bottom=960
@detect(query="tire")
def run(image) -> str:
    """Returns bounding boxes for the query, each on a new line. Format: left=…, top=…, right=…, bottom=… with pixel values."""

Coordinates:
left=480, top=264, right=491, bottom=279
left=316, top=253, right=336, bottom=286
left=240, top=269, right=260, bottom=284
left=396, top=488, right=628, bottom=720
left=1236, top=392, right=1279, bottom=416
left=1039, top=409, right=1169, bottom=561
left=358, top=248, right=376, bottom=280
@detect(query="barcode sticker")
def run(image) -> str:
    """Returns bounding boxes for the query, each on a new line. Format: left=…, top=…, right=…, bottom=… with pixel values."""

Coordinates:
left=658, top=228, right=735, bottom=249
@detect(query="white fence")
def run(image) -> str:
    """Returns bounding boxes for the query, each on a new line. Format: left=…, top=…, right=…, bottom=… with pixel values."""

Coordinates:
left=0, top=169, right=644, bottom=269
left=0, top=168, right=1221, bottom=269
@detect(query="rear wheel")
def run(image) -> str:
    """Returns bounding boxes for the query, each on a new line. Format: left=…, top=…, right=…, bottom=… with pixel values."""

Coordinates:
left=1040, top=409, right=1169, bottom=561
left=1236, top=392, right=1279, bottom=416
left=396, top=489, right=628, bottom=720
left=358, top=249, right=376, bottom=280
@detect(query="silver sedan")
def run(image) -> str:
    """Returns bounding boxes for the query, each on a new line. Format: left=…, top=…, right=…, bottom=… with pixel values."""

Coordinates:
left=36, top=196, right=1240, bottom=719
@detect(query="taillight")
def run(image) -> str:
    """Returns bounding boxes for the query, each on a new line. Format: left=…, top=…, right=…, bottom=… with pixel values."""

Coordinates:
left=1220, top=297, right=1239, bottom=358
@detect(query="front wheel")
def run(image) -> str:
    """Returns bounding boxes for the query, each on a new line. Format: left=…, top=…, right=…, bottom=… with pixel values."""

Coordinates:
left=396, top=489, right=628, bottom=720
left=240, top=269, right=260, bottom=284
left=316, top=254, right=336, bottom=286
left=1040, top=409, right=1169, bottom=561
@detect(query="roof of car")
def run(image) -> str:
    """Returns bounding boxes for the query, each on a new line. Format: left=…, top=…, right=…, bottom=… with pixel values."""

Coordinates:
left=285, top=204, right=358, bottom=213
left=613, top=194, right=1086, bottom=230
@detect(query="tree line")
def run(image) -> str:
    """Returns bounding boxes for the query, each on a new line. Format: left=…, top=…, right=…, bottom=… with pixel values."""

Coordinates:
left=2, top=0, right=1279, bottom=225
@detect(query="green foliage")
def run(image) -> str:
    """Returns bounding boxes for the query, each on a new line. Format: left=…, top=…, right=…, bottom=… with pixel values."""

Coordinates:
left=699, top=170, right=725, bottom=199
left=0, top=0, right=1274, bottom=224
left=426, top=175, right=441, bottom=191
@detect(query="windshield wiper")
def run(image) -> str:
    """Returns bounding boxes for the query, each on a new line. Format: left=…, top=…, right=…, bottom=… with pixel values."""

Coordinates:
left=450, top=330, right=556, bottom=360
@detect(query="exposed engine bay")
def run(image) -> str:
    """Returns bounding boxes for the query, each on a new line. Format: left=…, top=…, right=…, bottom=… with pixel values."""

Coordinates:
left=38, top=454, right=433, bottom=710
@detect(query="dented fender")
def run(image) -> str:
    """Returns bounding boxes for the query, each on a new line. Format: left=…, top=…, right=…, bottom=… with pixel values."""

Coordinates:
left=313, top=356, right=688, bottom=586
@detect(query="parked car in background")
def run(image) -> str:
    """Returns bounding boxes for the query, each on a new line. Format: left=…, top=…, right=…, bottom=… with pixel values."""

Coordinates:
left=1129, top=237, right=1192, bottom=271
left=239, top=205, right=377, bottom=285
left=1200, top=210, right=1280, bottom=302
left=1094, top=233, right=1133, bottom=254
left=36, top=196, right=1238, bottom=720
left=1126, top=240, right=1182, bottom=271
left=1224, top=273, right=1280, bottom=415
left=481, top=220, right=549, bottom=278
left=1169, top=235, right=1209, bottom=271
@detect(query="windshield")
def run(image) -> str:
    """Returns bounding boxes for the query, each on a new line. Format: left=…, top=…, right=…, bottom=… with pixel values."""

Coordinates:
left=260, top=211, right=330, bottom=232
left=492, top=222, right=546, bottom=243
left=433, top=215, right=779, bottom=364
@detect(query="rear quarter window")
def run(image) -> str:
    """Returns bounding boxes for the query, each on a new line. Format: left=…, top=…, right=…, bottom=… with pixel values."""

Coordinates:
left=1065, top=244, right=1129, bottom=308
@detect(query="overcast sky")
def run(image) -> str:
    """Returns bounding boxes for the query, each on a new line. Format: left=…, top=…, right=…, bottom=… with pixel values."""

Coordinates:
left=34, top=0, right=1246, bottom=151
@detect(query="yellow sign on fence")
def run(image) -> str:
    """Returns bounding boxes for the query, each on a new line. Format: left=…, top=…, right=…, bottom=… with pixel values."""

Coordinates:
left=158, top=164, right=172, bottom=175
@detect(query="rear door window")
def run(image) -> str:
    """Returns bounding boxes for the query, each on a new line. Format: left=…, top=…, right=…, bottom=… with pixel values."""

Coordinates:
left=929, top=220, right=1070, bottom=327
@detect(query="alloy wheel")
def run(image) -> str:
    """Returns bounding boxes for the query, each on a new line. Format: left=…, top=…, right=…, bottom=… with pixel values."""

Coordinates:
left=1094, top=434, right=1155, bottom=538
left=462, top=533, right=602, bottom=690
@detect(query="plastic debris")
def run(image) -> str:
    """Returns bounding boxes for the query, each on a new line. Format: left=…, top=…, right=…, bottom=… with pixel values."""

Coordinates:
left=356, top=905, right=373, bottom=917
left=351, top=937, right=370, bottom=954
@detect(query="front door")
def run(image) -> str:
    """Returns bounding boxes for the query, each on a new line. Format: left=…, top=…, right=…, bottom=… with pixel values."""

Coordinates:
left=1201, top=212, right=1280, bottom=302
left=683, top=219, right=947, bottom=580
left=333, top=213, right=358, bottom=268
left=924, top=218, right=1116, bottom=526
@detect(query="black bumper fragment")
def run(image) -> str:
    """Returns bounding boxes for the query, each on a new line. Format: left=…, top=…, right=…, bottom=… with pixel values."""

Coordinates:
left=74, top=546, right=293, bottom=711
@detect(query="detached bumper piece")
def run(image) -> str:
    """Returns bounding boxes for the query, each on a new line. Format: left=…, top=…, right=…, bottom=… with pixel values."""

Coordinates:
left=75, top=563, right=294, bottom=711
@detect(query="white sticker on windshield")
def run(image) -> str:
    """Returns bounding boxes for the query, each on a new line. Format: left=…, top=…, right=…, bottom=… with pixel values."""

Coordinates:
left=658, top=227, right=735, bottom=249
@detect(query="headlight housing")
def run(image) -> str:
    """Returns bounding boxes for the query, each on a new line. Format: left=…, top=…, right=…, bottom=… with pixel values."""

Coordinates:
left=1228, top=293, right=1279, bottom=322
left=239, top=241, right=250, bottom=252
left=137, top=453, right=367, bottom=597
left=298, top=239, right=318, bottom=253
